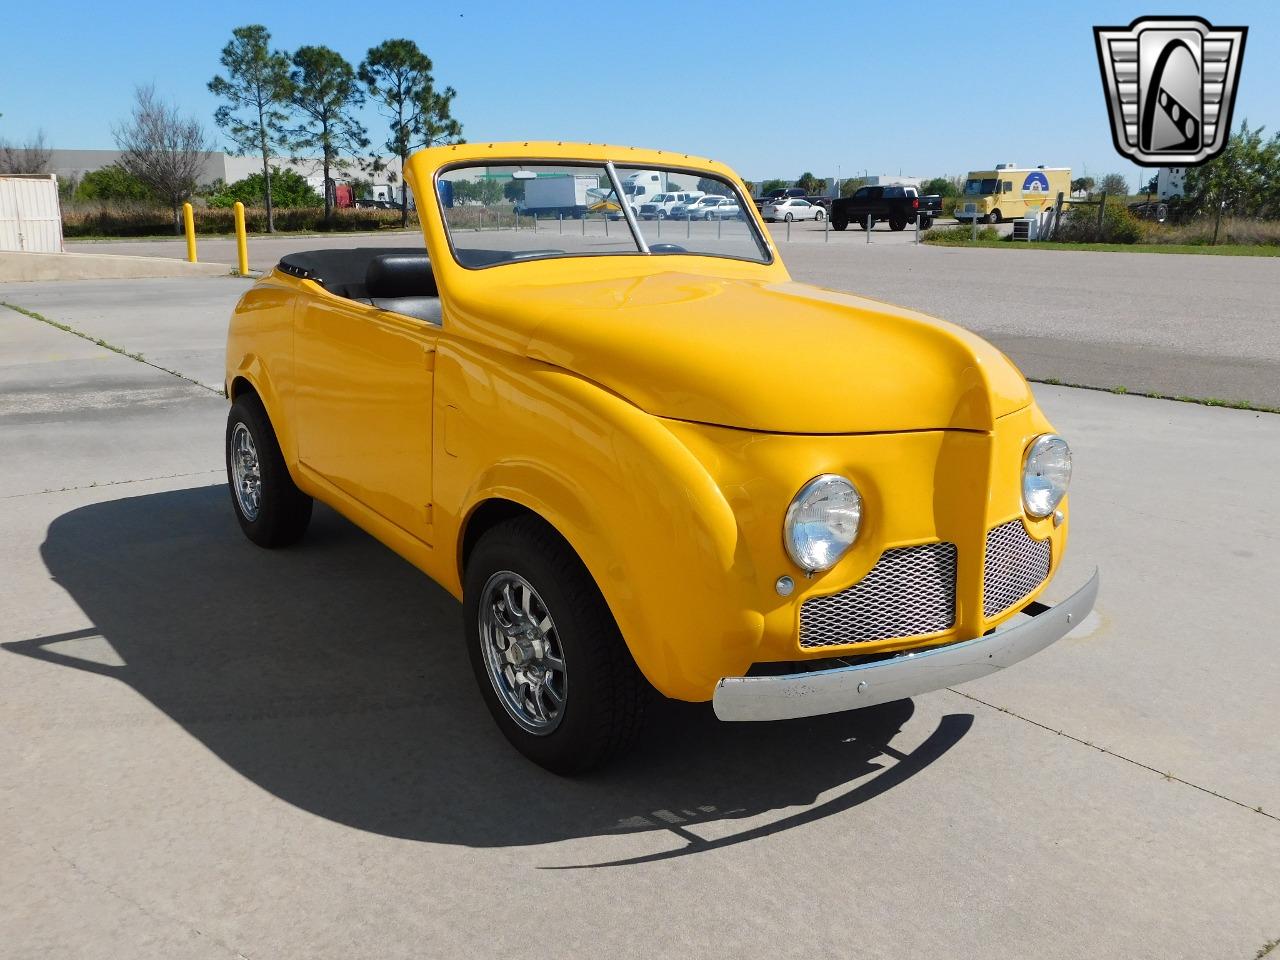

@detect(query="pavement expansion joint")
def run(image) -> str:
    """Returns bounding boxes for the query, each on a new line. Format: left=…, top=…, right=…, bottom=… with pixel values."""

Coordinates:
left=0, top=469, right=225, bottom=501
left=1, top=301, right=222, bottom=396
left=947, top=687, right=1280, bottom=824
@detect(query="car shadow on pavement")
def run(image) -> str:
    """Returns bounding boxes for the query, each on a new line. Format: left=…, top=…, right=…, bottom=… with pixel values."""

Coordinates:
left=6, top=485, right=971, bottom=861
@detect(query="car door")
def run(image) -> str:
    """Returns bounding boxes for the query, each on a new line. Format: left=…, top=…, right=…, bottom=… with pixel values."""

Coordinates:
left=293, top=296, right=438, bottom=543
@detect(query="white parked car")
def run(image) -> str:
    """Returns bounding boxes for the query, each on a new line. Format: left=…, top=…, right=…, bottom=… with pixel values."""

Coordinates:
left=637, top=192, right=703, bottom=219
left=672, top=195, right=741, bottom=220
left=762, top=198, right=826, bottom=222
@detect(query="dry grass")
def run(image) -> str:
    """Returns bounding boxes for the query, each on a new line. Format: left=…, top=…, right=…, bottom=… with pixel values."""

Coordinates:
left=1141, top=216, right=1280, bottom=246
left=62, top=204, right=419, bottom=238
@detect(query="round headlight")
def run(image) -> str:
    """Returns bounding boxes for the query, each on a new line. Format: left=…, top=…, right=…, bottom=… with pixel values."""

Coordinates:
left=784, top=474, right=862, bottom=572
left=1022, top=434, right=1071, bottom=518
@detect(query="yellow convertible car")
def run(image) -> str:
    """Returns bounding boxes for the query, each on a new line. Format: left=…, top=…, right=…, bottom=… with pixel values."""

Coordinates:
left=224, top=142, right=1098, bottom=773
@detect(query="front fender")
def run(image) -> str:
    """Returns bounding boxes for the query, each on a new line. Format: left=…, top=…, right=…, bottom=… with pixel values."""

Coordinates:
left=434, top=342, right=761, bottom=701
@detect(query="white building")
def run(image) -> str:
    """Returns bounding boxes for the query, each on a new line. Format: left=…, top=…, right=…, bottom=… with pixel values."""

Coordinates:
left=46, top=149, right=404, bottom=193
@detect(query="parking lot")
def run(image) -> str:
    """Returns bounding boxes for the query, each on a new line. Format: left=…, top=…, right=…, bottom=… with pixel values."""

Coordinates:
left=2, top=240, right=1278, bottom=958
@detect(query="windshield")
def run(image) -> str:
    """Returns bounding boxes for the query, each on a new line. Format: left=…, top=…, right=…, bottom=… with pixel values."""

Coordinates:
left=437, top=162, right=770, bottom=268
left=964, top=178, right=998, bottom=195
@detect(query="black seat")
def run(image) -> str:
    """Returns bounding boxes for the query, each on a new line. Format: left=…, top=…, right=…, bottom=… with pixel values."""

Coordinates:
left=365, top=253, right=442, bottom=324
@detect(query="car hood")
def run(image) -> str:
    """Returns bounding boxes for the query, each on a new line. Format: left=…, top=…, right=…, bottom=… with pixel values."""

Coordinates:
left=477, top=272, right=1031, bottom=434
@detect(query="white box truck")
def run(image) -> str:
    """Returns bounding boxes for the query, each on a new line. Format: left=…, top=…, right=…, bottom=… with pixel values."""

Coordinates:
left=521, top=174, right=600, bottom=219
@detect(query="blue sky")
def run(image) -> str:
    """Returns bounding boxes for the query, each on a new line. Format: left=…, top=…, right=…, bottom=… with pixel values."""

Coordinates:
left=2, top=1, right=1275, bottom=188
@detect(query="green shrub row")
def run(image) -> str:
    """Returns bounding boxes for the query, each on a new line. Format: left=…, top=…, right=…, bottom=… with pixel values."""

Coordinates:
left=923, top=224, right=1000, bottom=245
left=63, top=206, right=419, bottom=238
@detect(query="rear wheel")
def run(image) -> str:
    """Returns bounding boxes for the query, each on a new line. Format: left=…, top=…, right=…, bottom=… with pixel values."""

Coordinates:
left=465, top=515, right=645, bottom=774
left=987, top=209, right=1002, bottom=224
left=784, top=212, right=794, bottom=222
left=704, top=212, right=714, bottom=220
left=225, top=393, right=312, bottom=548
left=832, top=217, right=848, bottom=231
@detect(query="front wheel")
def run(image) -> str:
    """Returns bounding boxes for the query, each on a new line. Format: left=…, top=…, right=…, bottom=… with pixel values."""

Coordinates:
left=465, top=515, right=646, bottom=774
left=814, top=209, right=825, bottom=221
left=225, top=393, right=312, bottom=547
left=987, top=209, right=1002, bottom=224
left=704, top=212, right=714, bottom=220
left=832, top=217, right=848, bottom=231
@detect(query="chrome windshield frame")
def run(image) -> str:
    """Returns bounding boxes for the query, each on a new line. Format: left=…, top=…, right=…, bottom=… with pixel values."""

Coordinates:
left=606, top=160, right=650, bottom=254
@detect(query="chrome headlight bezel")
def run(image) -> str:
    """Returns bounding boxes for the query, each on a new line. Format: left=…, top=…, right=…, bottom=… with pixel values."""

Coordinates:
left=783, top=474, right=863, bottom=573
left=1022, top=434, right=1072, bottom=519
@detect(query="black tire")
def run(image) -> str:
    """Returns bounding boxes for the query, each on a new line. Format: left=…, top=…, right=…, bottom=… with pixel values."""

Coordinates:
left=784, top=212, right=794, bottom=222
left=464, top=515, right=645, bottom=774
left=855, top=217, right=874, bottom=230
left=890, top=218, right=906, bottom=231
left=920, top=216, right=934, bottom=229
left=226, top=393, right=312, bottom=548
left=987, top=209, right=1001, bottom=224
left=814, top=209, right=825, bottom=221
left=832, top=217, right=848, bottom=231
left=704, top=212, right=714, bottom=220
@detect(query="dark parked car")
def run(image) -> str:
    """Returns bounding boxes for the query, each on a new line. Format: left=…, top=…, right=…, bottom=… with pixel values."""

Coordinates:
left=831, top=185, right=942, bottom=231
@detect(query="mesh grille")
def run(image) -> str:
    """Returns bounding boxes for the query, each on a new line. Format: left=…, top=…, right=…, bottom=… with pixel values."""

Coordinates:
left=983, top=520, right=1051, bottom=618
left=799, top=543, right=957, bottom=649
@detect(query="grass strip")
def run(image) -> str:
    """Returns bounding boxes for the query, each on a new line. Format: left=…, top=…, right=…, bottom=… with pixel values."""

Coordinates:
left=1030, top=377, right=1280, bottom=415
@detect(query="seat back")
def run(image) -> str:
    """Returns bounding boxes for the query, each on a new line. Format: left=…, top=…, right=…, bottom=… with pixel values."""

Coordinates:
left=366, top=253, right=437, bottom=298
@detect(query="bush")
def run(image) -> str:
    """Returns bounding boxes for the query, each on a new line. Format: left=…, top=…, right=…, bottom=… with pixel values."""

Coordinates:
left=1054, top=198, right=1142, bottom=244
left=62, top=205, right=418, bottom=237
left=923, top=224, right=999, bottom=245
left=75, top=165, right=156, bottom=202
left=941, top=196, right=960, bottom=218
left=207, top=167, right=323, bottom=209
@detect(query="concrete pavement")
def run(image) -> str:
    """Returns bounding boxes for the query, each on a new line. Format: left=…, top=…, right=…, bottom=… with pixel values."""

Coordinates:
left=1, top=291, right=1278, bottom=958
left=56, top=229, right=1280, bottom=409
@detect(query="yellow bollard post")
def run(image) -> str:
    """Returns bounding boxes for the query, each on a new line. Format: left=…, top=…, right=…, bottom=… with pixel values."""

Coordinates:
left=182, top=202, right=197, bottom=262
left=233, top=202, right=249, bottom=276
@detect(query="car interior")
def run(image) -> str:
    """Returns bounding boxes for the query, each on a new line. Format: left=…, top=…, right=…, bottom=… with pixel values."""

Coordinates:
left=278, top=244, right=696, bottom=324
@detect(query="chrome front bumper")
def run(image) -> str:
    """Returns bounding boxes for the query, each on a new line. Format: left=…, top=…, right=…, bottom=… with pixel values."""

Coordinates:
left=713, top=568, right=1099, bottom=722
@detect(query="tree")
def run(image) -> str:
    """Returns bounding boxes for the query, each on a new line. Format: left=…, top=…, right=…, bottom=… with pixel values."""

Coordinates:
left=921, top=176, right=958, bottom=197
left=283, top=46, right=369, bottom=219
left=207, top=167, right=321, bottom=208
left=1099, top=172, right=1129, bottom=196
left=415, top=85, right=462, bottom=153
left=0, top=130, right=52, bottom=174
left=696, top=176, right=731, bottom=196
left=209, top=25, right=292, bottom=232
left=113, top=85, right=213, bottom=232
left=1183, top=120, right=1280, bottom=220
left=359, top=38, right=458, bottom=226
left=502, top=179, right=523, bottom=203
left=795, top=171, right=824, bottom=194
left=75, top=164, right=155, bottom=202
left=1070, top=176, right=1095, bottom=194
left=757, top=178, right=787, bottom=196
left=1142, top=173, right=1159, bottom=195
left=839, top=178, right=867, bottom=198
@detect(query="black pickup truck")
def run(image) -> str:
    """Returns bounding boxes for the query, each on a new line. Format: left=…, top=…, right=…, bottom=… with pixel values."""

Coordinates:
left=830, top=185, right=942, bottom=231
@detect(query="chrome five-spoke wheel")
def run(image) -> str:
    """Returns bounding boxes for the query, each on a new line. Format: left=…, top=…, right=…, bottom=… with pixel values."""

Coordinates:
left=479, top=571, right=568, bottom=734
left=230, top=422, right=262, bottom=522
